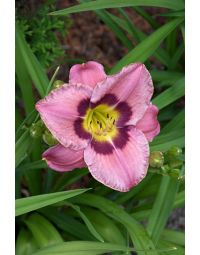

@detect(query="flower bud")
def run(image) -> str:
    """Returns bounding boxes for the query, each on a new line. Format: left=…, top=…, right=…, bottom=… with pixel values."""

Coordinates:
left=161, top=165, right=170, bottom=174
left=168, top=146, right=182, bottom=159
left=149, top=151, right=164, bottom=168
left=168, top=168, right=180, bottom=178
left=30, top=120, right=45, bottom=139
left=53, top=80, right=65, bottom=89
left=43, top=130, right=58, bottom=146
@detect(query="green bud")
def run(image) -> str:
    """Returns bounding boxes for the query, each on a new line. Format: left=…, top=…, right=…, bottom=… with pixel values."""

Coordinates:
left=43, top=130, right=58, bottom=146
left=168, top=168, right=180, bottom=178
left=168, top=146, right=182, bottom=158
left=178, top=175, right=185, bottom=182
left=53, top=80, right=65, bottom=89
left=36, top=120, right=45, bottom=128
left=149, top=151, right=164, bottom=168
left=161, top=164, right=170, bottom=174
left=30, top=120, right=45, bottom=139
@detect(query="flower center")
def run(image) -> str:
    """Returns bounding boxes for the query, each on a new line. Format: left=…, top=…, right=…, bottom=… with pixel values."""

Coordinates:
left=83, top=104, right=119, bottom=142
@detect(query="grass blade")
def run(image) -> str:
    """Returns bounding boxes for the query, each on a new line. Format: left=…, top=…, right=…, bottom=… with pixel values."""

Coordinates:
left=162, top=110, right=185, bottom=133
left=152, top=77, right=185, bottom=110
left=95, top=9, right=133, bottom=50
left=25, top=213, right=63, bottom=248
left=15, top=129, right=31, bottom=167
left=67, top=203, right=105, bottom=242
left=161, top=229, right=185, bottom=246
left=16, top=228, right=38, bottom=255
left=147, top=176, right=180, bottom=244
left=16, top=23, right=49, bottom=97
left=15, top=189, right=90, bottom=216
left=41, top=207, right=94, bottom=240
left=110, top=18, right=183, bottom=74
left=71, top=194, right=158, bottom=255
left=50, top=1, right=184, bottom=16
left=32, top=241, right=138, bottom=255
left=108, top=12, right=171, bottom=67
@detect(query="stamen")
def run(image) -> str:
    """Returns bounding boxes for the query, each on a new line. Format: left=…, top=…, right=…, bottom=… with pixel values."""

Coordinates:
left=84, top=104, right=119, bottom=139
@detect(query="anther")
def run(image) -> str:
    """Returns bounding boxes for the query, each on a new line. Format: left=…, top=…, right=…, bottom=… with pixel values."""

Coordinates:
left=107, top=114, right=109, bottom=118
left=113, top=119, right=115, bottom=125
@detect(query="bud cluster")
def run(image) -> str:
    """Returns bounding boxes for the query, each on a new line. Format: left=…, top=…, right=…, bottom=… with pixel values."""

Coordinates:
left=149, top=146, right=184, bottom=179
left=30, top=119, right=58, bottom=146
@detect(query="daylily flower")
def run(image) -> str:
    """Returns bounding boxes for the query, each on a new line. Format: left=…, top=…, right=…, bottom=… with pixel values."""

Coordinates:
left=36, top=61, right=160, bottom=192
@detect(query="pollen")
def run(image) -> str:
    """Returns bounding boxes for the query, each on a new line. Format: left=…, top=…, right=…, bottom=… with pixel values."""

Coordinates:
left=82, top=104, right=119, bottom=142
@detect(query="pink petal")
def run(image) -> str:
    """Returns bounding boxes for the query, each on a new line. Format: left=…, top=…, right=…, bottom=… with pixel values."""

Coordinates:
left=136, top=104, right=160, bottom=142
left=43, top=144, right=86, bottom=172
left=36, top=84, right=92, bottom=150
left=84, top=126, right=149, bottom=192
left=69, top=61, right=107, bottom=89
left=91, top=63, right=153, bottom=125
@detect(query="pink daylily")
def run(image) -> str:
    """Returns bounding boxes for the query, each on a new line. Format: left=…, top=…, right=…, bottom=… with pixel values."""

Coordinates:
left=36, top=61, right=160, bottom=192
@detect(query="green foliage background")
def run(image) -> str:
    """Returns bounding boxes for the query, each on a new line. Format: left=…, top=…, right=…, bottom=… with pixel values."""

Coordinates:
left=15, top=1, right=185, bottom=254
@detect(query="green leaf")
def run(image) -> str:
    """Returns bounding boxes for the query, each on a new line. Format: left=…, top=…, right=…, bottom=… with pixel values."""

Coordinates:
left=15, top=108, right=23, bottom=130
left=25, top=213, right=63, bottom=248
left=41, top=207, right=94, bottom=240
left=132, top=210, right=151, bottom=221
left=150, top=129, right=184, bottom=146
left=170, top=42, right=184, bottom=69
left=15, top=189, right=90, bottom=216
left=82, top=207, right=126, bottom=245
left=174, top=190, right=185, bottom=209
left=32, top=241, right=137, bottom=255
left=181, top=24, right=185, bottom=43
left=67, top=203, right=105, bottom=242
left=16, top=51, right=35, bottom=115
left=53, top=168, right=88, bottom=191
left=16, top=109, right=37, bottom=140
left=150, top=136, right=185, bottom=151
left=110, top=18, right=183, bottom=74
left=147, top=176, right=180, bottom=244
left=108, top=13, right=171, bottom=67
left=95, top=9, right=133, bottom=50
left=16, top=23, right=49, bottom=97
left=16, top=228, right=38, bottom=255
left=152, top=77, right=185, bottom=110
left=50, top=1, right=184, bottom=16
left=71, top=194, right=158, bottom=255
left=161, top=229, right=185, bottom=246
left=162, top=110, right=185, bottom=133
left=15, top=130, right=31, bottom=167
left=16, top=160, right=47, bottom=175
left=134, top=175, right=161, bottom=199
left=157, top=240, right=184, bottom=255
left=150, top=128, right=185, bottom=152
left=133, top=6, right=159, bottom=28
left=157, top=9, right=185, bottom=17
left=151, top=70, right=183, bottom=84
left=117, top=8, right=142, bottom=42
